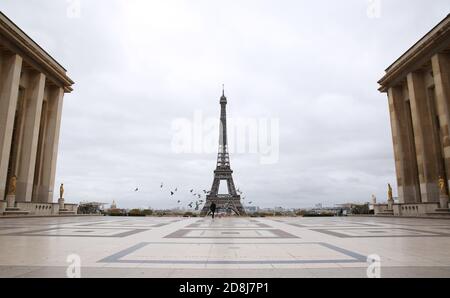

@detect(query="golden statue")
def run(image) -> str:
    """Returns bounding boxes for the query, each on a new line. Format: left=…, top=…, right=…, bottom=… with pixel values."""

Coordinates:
left=439, top=177, right=447, bottom=195
left=388, top=184, right=393, bottom=201
left=7, top=176, right=17, bottom=195
left=60, top=183, right=64, bottom=198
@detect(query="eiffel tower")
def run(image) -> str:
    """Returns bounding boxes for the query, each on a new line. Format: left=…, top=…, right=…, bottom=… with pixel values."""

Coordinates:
left=200, top=87, right=247, bottom=216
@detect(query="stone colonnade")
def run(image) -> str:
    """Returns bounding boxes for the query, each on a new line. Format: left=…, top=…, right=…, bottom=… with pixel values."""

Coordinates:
left=0, top=50, right=65, bottom=204
left=387, top=53, right=450, bottom=205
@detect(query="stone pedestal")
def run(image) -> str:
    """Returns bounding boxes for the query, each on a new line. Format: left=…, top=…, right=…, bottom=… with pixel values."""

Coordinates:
left=58, top=197, right=65, bottom=210
left=58, top=198, right=76, bottom=215
left=440, top=194, right=449, bottom=209
left=6, top=194, right=15, bottom=208
left=4, top=194, right=29, bottom=216
left=388, top=199, right=394, bottom=211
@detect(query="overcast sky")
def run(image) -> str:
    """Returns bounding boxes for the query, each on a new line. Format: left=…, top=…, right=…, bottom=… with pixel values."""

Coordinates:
left=1, top=1, right=449, bottom=209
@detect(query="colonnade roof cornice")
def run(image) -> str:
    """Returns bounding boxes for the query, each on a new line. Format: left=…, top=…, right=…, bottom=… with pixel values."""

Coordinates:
left=0, top=11, right=74, bottom=93
left=378, top=14, right=450, bottom=93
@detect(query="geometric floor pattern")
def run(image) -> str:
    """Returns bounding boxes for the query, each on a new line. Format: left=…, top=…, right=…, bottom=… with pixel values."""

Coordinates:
left=1, top=216, right=450, bottom=277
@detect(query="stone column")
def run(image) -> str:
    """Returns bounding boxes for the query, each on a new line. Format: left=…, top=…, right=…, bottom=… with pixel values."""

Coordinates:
left=407, top=71, right=441, bottom=203
left=0, top=53, right=22, bottom=200
left=16, top=72, right=46, bottom=202
left=388, top=86, right=421, bottom=203
left=432, top=53, right=450, bottom=188
left=37, top=86, right=64, bottom=203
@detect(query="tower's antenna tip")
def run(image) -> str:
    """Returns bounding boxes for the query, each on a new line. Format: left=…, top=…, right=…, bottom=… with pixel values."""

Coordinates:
left=222, top=84, right=225, bottom=96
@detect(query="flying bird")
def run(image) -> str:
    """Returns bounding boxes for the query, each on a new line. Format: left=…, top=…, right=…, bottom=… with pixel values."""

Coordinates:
left=134, top=188, right=139, bottom=192
left=195, top=201, right=202, bottom=210
left=190, top=189, right=194, bottom=193
left=160, top=183, right=164, bottom=188
left=170, top=191, right=174, bottom=196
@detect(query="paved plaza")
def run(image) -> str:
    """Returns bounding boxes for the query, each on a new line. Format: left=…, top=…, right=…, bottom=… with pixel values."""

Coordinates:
left=0, top=216, right=450, bottom=278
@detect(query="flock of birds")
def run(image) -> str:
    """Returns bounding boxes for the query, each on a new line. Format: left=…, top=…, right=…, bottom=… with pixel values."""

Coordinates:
left=132, top=183, right=253, bottom=210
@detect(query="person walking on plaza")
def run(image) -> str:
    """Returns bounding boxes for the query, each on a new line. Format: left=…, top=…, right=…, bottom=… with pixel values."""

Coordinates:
left=210, top=201, right=217, bottom=219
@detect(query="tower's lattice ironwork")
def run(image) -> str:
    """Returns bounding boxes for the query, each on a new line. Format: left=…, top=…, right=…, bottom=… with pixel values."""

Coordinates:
left=201, top=88, right=246, bottom=216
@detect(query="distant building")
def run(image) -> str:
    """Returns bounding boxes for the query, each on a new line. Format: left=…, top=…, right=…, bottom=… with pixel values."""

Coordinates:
left=369, top=195, right=377, bottom=211
left=78, top=202, right=107, bottom=215
left=335, top=203, right=360, bottom=215
left=245, top=206, right=259, bottom=213
left=335, top=203, right=356, bottom=210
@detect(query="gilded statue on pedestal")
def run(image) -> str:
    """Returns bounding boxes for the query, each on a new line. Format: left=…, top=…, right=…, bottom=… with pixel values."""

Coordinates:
left=7, top=176, right=17, bottom=196
left=60, top=183, right=65, bottom=199
left=388, top=184, right=393, bottom=201
left=439, top=177, right=447, bottom=195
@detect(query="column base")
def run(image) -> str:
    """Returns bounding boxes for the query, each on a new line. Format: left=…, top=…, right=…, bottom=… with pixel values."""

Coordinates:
left=377, top=210, right=394, bottom=216
left=3, top=195, right=29, bottom=216
left=6, top=194, right=16, bottom=208
left=440, top=195, right=449, bottom=209
left=430, top=209, right=450, bottom=218
left=435, top=208, right=450, bottom=212
left=3, top=209, right=30, bottom=216
left=58, top=198, right=75, bottom=214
